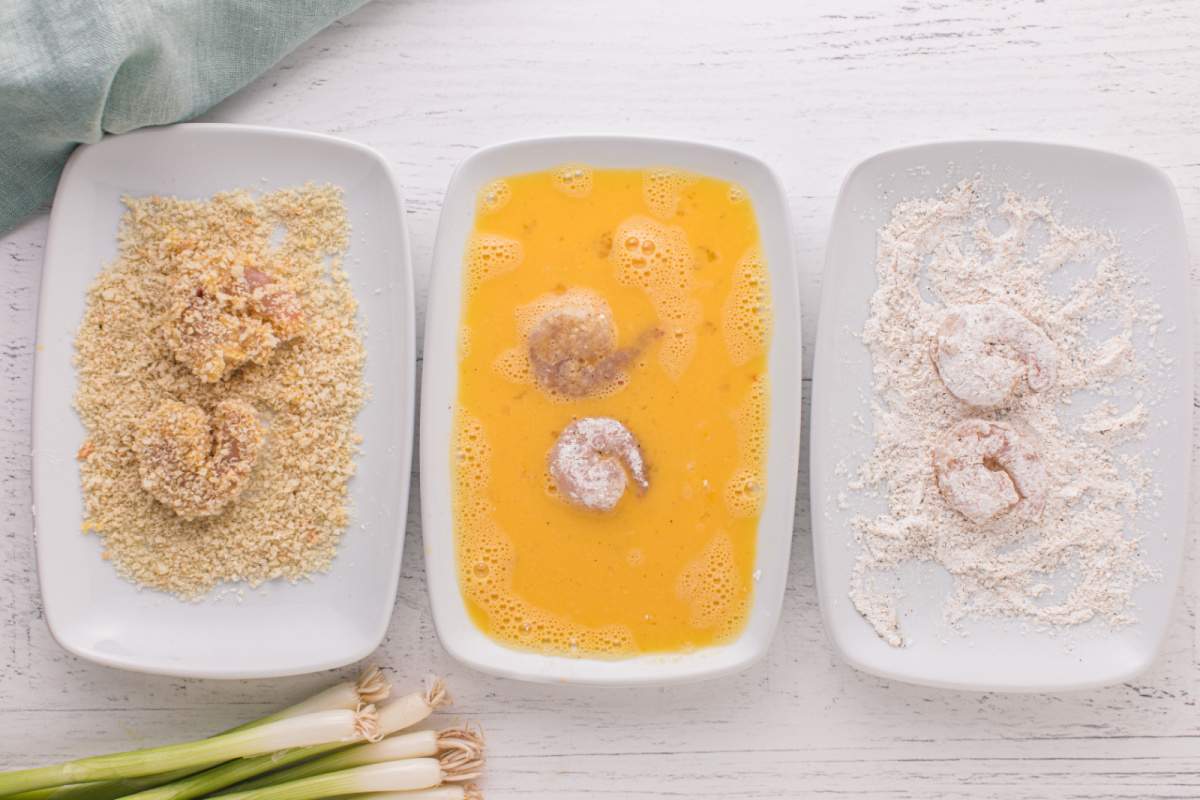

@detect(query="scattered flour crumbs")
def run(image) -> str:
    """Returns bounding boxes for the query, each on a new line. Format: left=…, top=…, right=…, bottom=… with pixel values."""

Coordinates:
left=846, top=179, right=1166, bottom=647
left=74, top=185, right=365, bottom=598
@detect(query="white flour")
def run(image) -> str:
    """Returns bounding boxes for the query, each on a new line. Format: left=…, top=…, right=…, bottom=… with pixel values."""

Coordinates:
left=849, top=179, right=1161, bottom=647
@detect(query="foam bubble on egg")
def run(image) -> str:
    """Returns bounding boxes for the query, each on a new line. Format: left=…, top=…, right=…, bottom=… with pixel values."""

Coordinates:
left=477, top=180, right=512, bottom=214
left=465, top=232, right=523, bottom=287
left=657, top=298, right=702, bottom=382
left=452, top=412, right=492, bottom=493
left=728, top=183, right=747, bottom=204
left=551, top=164, right=594, bottom=198
left=724, top=376, right=768, bottom=517
left=490, top=345, right=532, bottom=384
left=675, top=533, right=749, bottom=638
left=643, top=168, right=697, bottom=219
left=513, top=287, right=611, bottom=337
left=610, top=215, right=700, bottom=379
left=457, top=326, right=471, bottom=362
left=724, top=468, right=765, bottom=517
left=736, top=376, right=768, bottom=456
left=721, top=245, right=772, bottom=365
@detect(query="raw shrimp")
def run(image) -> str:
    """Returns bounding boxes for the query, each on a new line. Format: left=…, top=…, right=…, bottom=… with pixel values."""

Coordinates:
left=164, top=259, right=304, bottom=383
left=548, top=417, right=649, bottom=512
left=134, top=398, right=264, bottom=519
left=932, top=418, right=1048, bottom=525
left=932, top=302, right=1058, bottom=408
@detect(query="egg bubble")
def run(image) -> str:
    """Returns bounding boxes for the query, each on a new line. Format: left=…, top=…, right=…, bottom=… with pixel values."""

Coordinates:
left=610, top=216, right=703, bottom=378
left=465, top=232, right=523, bottom=288
left=643, top=168, right=697, bottom=219
left=721, top=245, right=772, bottom=365
left=477, top=180, right=512, bottom=214
left=491, top=345, right=532, bottom=385
left=675, top=534, right=749, bottom=637
left=551, top=164, right=594, bottom=198
left=457, top=327, right=471, bottom=362
left=724, top=468, right=765, bottom=517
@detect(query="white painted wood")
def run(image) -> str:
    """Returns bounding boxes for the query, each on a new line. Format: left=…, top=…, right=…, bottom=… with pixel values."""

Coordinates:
left=2, top=1, right=1198, bottom=796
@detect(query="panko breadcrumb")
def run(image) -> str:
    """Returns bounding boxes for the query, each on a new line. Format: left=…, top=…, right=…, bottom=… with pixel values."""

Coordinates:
left=74, top=184, right=365, bottom=598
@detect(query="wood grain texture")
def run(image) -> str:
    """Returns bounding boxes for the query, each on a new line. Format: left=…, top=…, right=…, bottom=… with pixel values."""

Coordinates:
left=2, top=1, right=1199, bottom=797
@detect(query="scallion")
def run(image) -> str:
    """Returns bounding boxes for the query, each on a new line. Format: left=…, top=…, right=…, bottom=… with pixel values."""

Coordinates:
left=354, top=788, right=482, bottom=800
left=113, top=678, right=452, bottom=800
left=229, top=726, right=482, bottom=793
left=0, top=708, right=376, bottom=795
left=3, top=666, right=391, bottom=800
left=216, top=756, right=481, bottom=800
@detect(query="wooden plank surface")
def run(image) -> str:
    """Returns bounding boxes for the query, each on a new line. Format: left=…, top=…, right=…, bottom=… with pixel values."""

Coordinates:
left=1, top=1, right=1198, bottom=796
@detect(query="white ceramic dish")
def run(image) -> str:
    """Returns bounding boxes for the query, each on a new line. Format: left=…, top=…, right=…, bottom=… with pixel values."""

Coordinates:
left=421, top=136, right=802, bottom=685
left=811, top=141, right=1192, bottom=691
left=33, top=123, right=415, bottom=679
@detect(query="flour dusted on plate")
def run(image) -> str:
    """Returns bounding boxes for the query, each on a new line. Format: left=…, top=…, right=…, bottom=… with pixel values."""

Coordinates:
left=849, top=179, right=1160, bottom=647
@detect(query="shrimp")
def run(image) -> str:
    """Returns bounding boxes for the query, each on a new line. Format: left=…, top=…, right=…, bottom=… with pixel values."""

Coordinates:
left=527, top=295, right=658, bottom=398
left=134, top=398, right=264, bottom=519
left=932, top=418, right=1048, bottom=525
left=932, top=302, right=1058, bottom=408
left=164, top=259, right=304, bottom=383
left=548, top=417, right=649, bottom=512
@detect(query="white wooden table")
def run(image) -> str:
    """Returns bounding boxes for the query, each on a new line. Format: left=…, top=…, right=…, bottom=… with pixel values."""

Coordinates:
left=2, top=2, right=1198, bottom=796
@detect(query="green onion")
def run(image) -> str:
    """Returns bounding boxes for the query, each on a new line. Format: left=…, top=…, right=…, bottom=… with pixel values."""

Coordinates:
left=354, top=788, right=481, bottom=800
left=114, top=679, right=452, bottom=800
left=0, top=708, right=376, bottom=795
left=228, top=731, right=438, bottom=792
left=3, top=667, right=391, bottom=800
left=216, top=758, right=479, bottom=800
left=231, top=726, right=482, bottom=793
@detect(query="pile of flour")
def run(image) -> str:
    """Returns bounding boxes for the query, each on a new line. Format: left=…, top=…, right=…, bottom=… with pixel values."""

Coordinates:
left=847, top=179, right=1162, bottom=647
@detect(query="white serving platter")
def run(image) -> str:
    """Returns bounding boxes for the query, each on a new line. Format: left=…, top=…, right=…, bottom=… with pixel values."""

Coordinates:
left=811, top=141, right=1192, bottom=691
left=33, top=123, right=415, bottom=679
left=420, top=136, right=802, bottom=685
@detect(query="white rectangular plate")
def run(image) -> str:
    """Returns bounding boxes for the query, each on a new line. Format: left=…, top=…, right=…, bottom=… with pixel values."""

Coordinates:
left=33, top=123, right=415, bottom=679
left=811, top=141, right=1192, bottom=691
left=420, top=136, right=802, bottom=685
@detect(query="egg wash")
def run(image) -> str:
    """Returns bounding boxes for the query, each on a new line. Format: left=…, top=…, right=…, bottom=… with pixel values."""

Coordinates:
left=453, top=165, right=771, bottom=657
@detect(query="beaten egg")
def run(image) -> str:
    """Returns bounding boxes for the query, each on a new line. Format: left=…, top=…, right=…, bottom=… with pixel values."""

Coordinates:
left=453, top=165, right=770, bottom=657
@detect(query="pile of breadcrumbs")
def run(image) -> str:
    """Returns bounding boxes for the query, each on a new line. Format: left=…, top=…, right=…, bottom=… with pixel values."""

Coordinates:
left=74, top=184, right=365, bottom=598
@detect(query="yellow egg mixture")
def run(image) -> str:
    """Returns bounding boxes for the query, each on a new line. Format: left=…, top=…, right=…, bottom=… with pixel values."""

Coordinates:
left=453, top=165, right=771, bottom=657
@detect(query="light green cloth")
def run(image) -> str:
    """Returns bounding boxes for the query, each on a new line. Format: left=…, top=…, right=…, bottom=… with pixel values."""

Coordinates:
left=0, top=0, right=368, bottom=235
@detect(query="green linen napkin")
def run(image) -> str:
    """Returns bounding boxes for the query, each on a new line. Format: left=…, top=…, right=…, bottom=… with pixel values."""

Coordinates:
left=0, top=0, right=368, bottom=236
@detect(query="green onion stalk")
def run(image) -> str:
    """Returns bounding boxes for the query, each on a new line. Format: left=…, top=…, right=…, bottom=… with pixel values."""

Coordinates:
left=353, top=789, right=481, bottom=800
left=0, top=668, right=395, bottom=797
left=214, top=756, right=483, bottom=800
left=226, top=724, right=482, bottom=793
left=3, top=667, right=391, bottom=800
left=107, top=679, right=451, bottom=800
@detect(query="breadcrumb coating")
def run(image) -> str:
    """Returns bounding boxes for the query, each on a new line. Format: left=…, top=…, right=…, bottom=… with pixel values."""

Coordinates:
left=74, top=184, right=364, bottom=597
